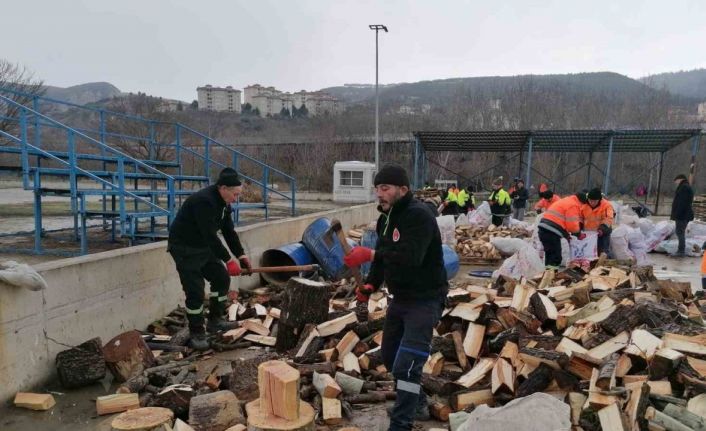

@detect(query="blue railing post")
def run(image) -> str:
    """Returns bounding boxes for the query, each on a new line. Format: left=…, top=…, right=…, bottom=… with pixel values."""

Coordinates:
left=204, top=137, right=210, bottom=182
left=118, top=158, right=126, bottom=235
left=232, top=152, right=239, bottom=171
left=100, top=110, right=108, bottom=226
left=175, top=123, right=182, bottom=176
left=32, top=96, right=41, bottom=149
left=33, top=169, right=42, bottom=254
left=167, top=177, right=175, bottom=225
left=19, top=108, right=29, bottom=189
left=68, top=130, right=79, bottom=240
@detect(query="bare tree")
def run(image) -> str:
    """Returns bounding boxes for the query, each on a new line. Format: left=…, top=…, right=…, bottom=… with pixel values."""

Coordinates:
left=0, top=59, right=45, bottom=137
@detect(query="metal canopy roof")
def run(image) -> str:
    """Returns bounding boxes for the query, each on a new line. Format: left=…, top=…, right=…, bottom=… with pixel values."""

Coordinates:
left=414, top=129, right=702, bottom=153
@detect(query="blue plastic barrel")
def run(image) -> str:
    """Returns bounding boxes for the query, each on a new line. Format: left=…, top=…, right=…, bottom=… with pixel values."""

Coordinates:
left=355, top=228, right=460, bottom=281
left=260, top=242, right=316, bottom=286
left=302, top=218, right=356, bottom=280
left=443, top=244, right=460, bottom=280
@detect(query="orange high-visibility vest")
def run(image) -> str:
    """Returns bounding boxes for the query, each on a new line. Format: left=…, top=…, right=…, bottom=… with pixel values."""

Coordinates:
left=581, top=199, right=614, bottom=231
left=543, top=195, right=584, bottom=234
left=702, top=252, right=706, bottom=275
left=534, top=194, right=561, bottom=211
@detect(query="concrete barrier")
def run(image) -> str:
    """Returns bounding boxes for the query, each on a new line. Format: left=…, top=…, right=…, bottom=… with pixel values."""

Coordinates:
left=0, top=203, right=378, bottom=402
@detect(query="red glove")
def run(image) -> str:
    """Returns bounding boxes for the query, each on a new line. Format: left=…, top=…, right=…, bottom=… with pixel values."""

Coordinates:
left=576, top=232, right=587, bottom=241
left=344, top=246, right=374, bottom=268
left=226, top=259, right=241, bottom=276
left=239, top=256, right=252, bottom=273
left=356, top=284, right=375, bottom=303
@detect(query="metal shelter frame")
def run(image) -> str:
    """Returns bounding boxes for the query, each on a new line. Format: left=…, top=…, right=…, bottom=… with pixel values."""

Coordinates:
left=413, top=129, right=703, bottom=214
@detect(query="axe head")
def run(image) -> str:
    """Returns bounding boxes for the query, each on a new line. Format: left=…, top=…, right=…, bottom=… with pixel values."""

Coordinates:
left=323, top=219, right=344, bottom=248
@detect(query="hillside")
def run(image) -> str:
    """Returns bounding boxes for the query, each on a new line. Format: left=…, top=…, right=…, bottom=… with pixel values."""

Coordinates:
left=641, top=68, right=706, bottom=100
left=43, top=82, right=122, bottom=105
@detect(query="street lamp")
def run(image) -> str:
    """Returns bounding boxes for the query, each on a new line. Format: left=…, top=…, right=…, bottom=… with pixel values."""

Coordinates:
left=369, top=24, right=388, bottom=172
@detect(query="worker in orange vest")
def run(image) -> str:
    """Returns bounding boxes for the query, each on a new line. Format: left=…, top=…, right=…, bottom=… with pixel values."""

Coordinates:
left=701, top=243, right=706, bottom=291
left=534, top=190, right=560, bottom=214
left=581, top=188, right=614, bottom=256
left=538, top=191, right=588, bottom=267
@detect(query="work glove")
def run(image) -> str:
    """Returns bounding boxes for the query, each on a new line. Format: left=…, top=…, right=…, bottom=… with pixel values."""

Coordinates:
left=355, top=284, right=375, bottom=303
left=238, top=255, right=252, bottom=274
left=575, top=232, right=587, bottom=241
left=344, top=246, right=374, bottom=268
left=226, top=259, right=241, bottom=276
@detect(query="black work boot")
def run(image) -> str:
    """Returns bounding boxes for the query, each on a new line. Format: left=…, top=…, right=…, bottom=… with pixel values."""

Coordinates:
left=206, top=296, right=239, bottom=334
left=386, top=392, right=430, bottom=421
left=189, top=331, right=210, bottom=351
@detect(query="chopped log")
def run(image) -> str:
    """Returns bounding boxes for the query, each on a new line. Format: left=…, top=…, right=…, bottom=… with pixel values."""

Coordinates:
left=463, top=323, right=486, bottom=359
left=568, top=392, right=587, bottom=426
left=352, top=317, right=385, bottom=339
left=648, top=393, right=687, bottom=410
left=422, top=374, right=465, bottom=396
left=342, top=352, right=361, bottom=374
left=556, top=337, right=589, bottom=356
left=645, top=406, right=695, bottom=431
left=276, top=278, right=330, bottom=352
left=625, top=328, right=663, bottom=360
left=335, top=372, right=364, bottom=395
left=322, top=397, right=342, bottom=425
left=173, top=419, right=196, bottom=431
left=456, top=357, right=495, bottom=388
left=245, top=399, right=315, bottom=431
left=103, top=330, right=156, bottom=382
left=687, top=394, right=706, bottom=419
left=313, top=371, right=342, bottom=398
left=601, top=304, right=644, bottom=336
left=451, top=331, right=469, bottom=370
left=189, top=390, right=244, bottom=431
left=567, top=352, right=602, bottom=380
left=587, top=331, right=630, bottom=360
left=96, top=393, right=140, bottom=416
left=243, top=319, right=270, bottom=336
left=430, top=401, right=452, bottom=421
left=294, top=361, right=336, bottom=378
left=316, top=312, right=358, bottom=337
left=588, top=367, right=617, bottom=409
left=244, top=335, right=277, bottom=346
left=343, top=391, right=396, bottom=404
left=511, top=280, right=536, bottom=312
left=518, top=347, right=569, bottom=370
left=530, top=292, right=558, bottom=323
left=499, top=341, right=520, bottom=368
left=491, top=357, right=515, bottom=394
left=431, top=336, right=458, bottom=361
left=449, top=302, right=483, bottom=321
left=449, top=388, right=494, bottom=411
left=117, top=375, right=150, bottom=394
left=519, top=334, right=562, bottom=350
left=111, top=407, right=174, bottom=431
left=650, top=348, right=685, bottom=380
left=55, top=337, right=106, bottom=389
left=169, top=327, right=191, bottom=347
left=598, top=403, right=627, bottom=431
left=663, top=404, right=706, bottom=431
left=258, top=361, right=300, bottom=421
left=552, top=369, right=580, bottom=391
left=152, top=385, right=194, bottom=417
left=597, top=353, right=619, bottom=390
left=336, top=331, right=360, bottom=359
left=14, top=392, right=56, bottom=411
left=625, top=382, right=650, bottom=431
left=663, top=333, right=706, bottom=356
left=687, top=356, right=706, bottom=379
left=516, top=363, right=553, bottom=397
left=423, top=352, right=446, bottom=377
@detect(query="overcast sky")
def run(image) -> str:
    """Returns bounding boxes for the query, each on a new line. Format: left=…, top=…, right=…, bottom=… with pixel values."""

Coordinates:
left=4, top=0, right=706, bottom=101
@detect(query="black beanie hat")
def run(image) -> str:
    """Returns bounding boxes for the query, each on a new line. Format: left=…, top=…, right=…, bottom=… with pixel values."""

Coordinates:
left=587, top=188, right=602, bottom=200
left=374, top=163, right=410, bottom=187
left=216, top=167, right=242, bottom=187
left=576, top=190, right=588, bottom=204
left=674, top=174, right=687, bottom=181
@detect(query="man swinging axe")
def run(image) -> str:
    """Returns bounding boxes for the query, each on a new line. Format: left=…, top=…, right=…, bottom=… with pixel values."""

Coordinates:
left=167, top=167, right=252, bottom=350
left=343, top=163, right=448, bottom=431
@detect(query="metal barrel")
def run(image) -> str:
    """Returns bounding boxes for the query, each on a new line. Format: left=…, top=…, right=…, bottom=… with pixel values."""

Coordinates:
left=301, top=217, right=355, bottom=280
left=260, top=242, right=316, bottom=286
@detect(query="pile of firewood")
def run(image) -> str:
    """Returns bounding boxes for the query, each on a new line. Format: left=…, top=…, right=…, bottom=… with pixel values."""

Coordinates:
left=454, top=224, right=531, bottom=262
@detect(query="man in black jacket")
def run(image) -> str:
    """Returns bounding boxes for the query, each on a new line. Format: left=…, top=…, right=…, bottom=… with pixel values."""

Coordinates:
left=670, top=174, right=694, bottom=257
left=168, top=168, right=252, bottom=350
left=343, top=164, right=447, bottom=431
left=510, top=179, right=529, bottom=221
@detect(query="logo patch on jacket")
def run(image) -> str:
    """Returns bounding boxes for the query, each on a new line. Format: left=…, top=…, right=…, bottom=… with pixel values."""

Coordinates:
left=392, top=228, right=400, bottom=242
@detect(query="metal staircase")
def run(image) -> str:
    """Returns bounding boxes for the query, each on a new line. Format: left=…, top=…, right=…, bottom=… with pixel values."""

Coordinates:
left=0, top=89, right=297, bottom=255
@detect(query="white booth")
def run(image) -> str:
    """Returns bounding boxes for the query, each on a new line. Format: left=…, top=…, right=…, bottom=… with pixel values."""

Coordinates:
left=333, top=161, right=376, bottom=203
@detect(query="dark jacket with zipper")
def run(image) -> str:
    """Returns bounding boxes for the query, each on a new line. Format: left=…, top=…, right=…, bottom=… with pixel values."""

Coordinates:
left=168, top=185, right=244, bottom=262
left=510, top=186, right=529, bottom=209
left=671, top=180, right=694, bottom=221
left=366, top=191, right=448, bottom=301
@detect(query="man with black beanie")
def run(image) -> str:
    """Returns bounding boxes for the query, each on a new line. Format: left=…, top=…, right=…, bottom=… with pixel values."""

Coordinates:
left=168, top=167, right=252, bottom=350
left=343, top=163, right=447, bottom=431
left=671, top=174, right=694, bottom=257
left=582, top=188, right=614, bottom=256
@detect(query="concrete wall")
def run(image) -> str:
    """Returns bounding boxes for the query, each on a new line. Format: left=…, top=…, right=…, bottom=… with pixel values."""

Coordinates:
left=0, top=203, right=378, bottom=402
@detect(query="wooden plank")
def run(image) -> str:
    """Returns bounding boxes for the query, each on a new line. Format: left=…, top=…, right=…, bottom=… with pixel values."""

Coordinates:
left=222, top=327, right=247, bottom=342
left=462, top=323, right=486, bottom=359
left=342, top=352, right=361, bottom=374
left=449, top=303, right=482, bottom=321
left=451, top=331, right=469, bottom=370
left=663, top=333, right=706, bottom=356
left=96, top=393, right=140, bottom=415
left=14, top=392, right=56, bottom=411
left=244, top=334, right=276, bottom=346
left=598, top=402, right=627, bottom=431
left=556, top=337, right=589, bottom=356
left=624, top=329, right=663, bottom=360
left=588, top=367, right=617, bottom=409
left=625, top=383, right=649, bottom=431
left=316, top=312, right=358, bottom=337
left=242, top=319, right=270, bottom=336
left=456, top=357, right=495, bottom=388
left=587, top=331, right=630, bottom=360
left=322, top=397, right=342, bottom=425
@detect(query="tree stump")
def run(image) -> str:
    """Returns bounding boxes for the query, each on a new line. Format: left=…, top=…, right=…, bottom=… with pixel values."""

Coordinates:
left=275, top=278, right=330, bottom=352
left=55, top=337, right=106, bottom=388
left=104, top=330, right=156, bottom=382
left=245, top=399, right=315, bottom=431
left=111, top=407, right=173, bottom=431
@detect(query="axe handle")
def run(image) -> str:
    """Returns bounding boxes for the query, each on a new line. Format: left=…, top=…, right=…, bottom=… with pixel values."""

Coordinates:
left=242, top=265, right=317, bottom=274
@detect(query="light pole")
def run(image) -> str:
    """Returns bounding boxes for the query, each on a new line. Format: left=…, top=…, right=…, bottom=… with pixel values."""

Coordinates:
left=369, top=24, right=387, bottom=171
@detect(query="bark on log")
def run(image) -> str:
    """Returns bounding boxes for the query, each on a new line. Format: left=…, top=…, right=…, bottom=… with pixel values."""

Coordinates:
left=516, top=363, right=554, bottom=397
left=103, top=330, right=155, bottom=382
left=421, top=374, right=466, bottom=396
left=431, top=336, right=458, bottom=362
left=117, top=375, right=150, bottom=394
left=276, top=278, right=330, bottom=352
left=293, top=362, right=337, bottom=378
left=600, top=305, right=644, bottom=336
left=189, top=390, right=245, bottom=431
left=343, top=391, right=396, bottom=404
left=168, top=327, right=191, bottom=347
left=55, top=337, right=106, bottom=389
left=352, top=317, right=386, bottom=339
